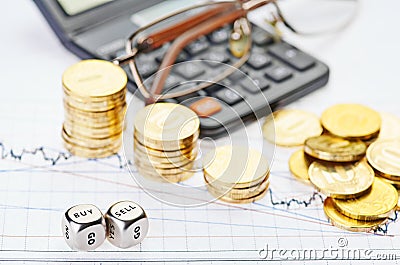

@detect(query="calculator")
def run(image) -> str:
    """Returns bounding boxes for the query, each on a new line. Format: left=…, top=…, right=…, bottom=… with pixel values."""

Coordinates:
left=34, top=0, right=329, bottom=138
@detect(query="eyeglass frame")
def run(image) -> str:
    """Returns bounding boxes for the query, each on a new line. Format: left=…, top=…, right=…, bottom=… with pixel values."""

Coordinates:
left=112, top=0, right=354, bottom=102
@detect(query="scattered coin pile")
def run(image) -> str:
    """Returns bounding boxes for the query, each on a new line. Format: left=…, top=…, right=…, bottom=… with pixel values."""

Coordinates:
left=133, top=103, right=199, bottom=182
left=62, top=60, right=127, bottom=158
left=263, top=103, right=400, bottom=232
left=202, top=146, right=270, bottom=203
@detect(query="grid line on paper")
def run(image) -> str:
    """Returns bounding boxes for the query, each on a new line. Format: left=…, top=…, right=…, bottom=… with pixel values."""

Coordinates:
left=0, top=144, right=398, bottom=264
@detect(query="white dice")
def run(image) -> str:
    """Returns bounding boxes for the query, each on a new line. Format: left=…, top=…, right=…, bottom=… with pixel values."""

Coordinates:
left=62, top=204, right=106, bottom=251
left=105, top=200, right=149, bottom=248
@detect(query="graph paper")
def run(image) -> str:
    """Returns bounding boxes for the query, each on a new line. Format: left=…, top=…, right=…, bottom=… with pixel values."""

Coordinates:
left=1, top=93, right=400, bottom=265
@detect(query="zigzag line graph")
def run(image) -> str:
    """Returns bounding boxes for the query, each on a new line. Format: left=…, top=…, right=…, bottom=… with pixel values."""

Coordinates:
left=0, top=141, right=398, bottom=237
left=0, top=142, right=70, bottom=166
left=0, top=141, right=133, bottom=168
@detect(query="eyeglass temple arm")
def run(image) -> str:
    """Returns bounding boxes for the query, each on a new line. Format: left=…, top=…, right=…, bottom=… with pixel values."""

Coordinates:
left=139, top=0, right=273, bottom=53
left=138, top=3, right=236, bottom=51
left=113, top=2, right=236, bottom=68
left=150, top=0, right=272, bottom=98
left=115, top=0, right=277, bottom=67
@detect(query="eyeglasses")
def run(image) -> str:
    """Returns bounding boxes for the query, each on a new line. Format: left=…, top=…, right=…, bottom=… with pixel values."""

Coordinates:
left=113, top=0, right=358, bottom=103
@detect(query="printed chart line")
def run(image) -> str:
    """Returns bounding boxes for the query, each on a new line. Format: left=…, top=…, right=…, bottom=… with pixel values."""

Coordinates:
left=0, top=141, right=398, bottom=239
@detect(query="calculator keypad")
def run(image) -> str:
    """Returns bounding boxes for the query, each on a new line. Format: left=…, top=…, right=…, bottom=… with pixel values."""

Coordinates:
left=114, top=23, right=327, bottom=137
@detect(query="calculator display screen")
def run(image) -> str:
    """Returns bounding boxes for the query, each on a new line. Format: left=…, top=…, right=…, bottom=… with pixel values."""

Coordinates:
left=57, top=0, right=114, bottom=16
left=130, top=0, right=201, bottom=26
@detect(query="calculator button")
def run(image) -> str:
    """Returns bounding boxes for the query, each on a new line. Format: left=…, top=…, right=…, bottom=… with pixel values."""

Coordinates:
left=185, top=37, right=210, bottom=56
left=190, top=97, right=222, bottom=117
left=197, top=89, right=208, bottom=97
left=122, top=65, right=133, bottom=80
left=268, top=43, right=315, bottom=71
left=113, top=49, right=126, bottom=59
left=167, top=83, right=192, bottom=94
left=264, top=65, right=293, bottom=82
left=252, top=29, right=274, bottom=46
left=214, top=88, right=243, bottom=105
left=246, top=53, right=272, bottom=69
left=174, top=63, right=205, bottom=79
left=176, top=92, right=201, bottom=103
left=240, top=75, right=270, bottom=93
left=155, top=51, right=188, bottom=64
left=215, top=78, right=237, bottom=93
left=139, top=63, right=158, bottom=78
left=203, top=83, right=223, bottom=96
left=163, top=74, right=182, bottom=89
left=227, top=70, right=243, bottom=81
left=208, top=27, right=230, bottom=44
left=201, top=52, right=230, bottom=66
left=159, top=98, right=178, bottom=104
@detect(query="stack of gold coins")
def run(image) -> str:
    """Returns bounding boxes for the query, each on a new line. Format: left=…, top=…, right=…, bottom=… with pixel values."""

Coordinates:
left=133, top=103, right=199, bottom=182
left=202, top=146, right=270, bottom=204
left=263, top=104, right=400, bottom=232
left=62, top=59, right=127, bottom=158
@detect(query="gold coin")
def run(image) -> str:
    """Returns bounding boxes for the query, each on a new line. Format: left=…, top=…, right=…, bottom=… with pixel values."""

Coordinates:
left=63, top=136, right=121, bottom=158
left=397, top=190, right=400, bottom=211
left=377, top=176, right=400, bottom=189
left=323, top=197, right=387, bottom=232
left=64, top=105, right=125, bottom=123
left=62, top=59, right=127, bottom=98
left=363, top=135, right=379, bottom=147
left=134, top=143, right=197, bottom=163
left=134, top=152, right=196, bottom=169
left=378, top=112, right=400, bottom=141
left=63, top=84, right=126, bottom=102
left=64, top=112, right=124, bottom=129
left=64, top=116, right=122, bottom=130
left=321, top=104, right=381, bottom=139
left=64, top=113, right=125, bottom=129
left=64, top=121, right=123, bottom=139
left=64, top=100, right=126, bottom=118
left=64, top=92, right=126, bottom=112
left=263, top=109, right=323, bottom=146
left=135, top=152, right=196, bottom=168
left=308, top=161, right=374, bottom=199
left=204, top=170, right=269, bottom=191
left=63, top=85, right=126, bottom=100
left=304, top=135, right=366, bottom=162
left=133, top=137, right=196, bottom=158
left=64, top=112, right=123, bottom=129
left=289, top=150, right=311, bottom=182
left=207, top=183, right=269, bottom=201
left=134, top=128, right=199, bottom=151
left=135, top=165, right=194, bottom=183
left=134, top=158, right=194, bottom=173
left=205, top=174, right=269, bottom=199
left=134, top=157, right=196, bottom=170
left=203, top=146, right=270, bottom=189
left=332, top=177, right=398, bottom=221
left=207, top=183, right=269, bottom=204
left=367, top=140, right=400, bottom=179
left=62, top=127, right=121, bottom=149
left=63, top=124, right=122, bottom=142
left=134, top=102, right=199, bottom=142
